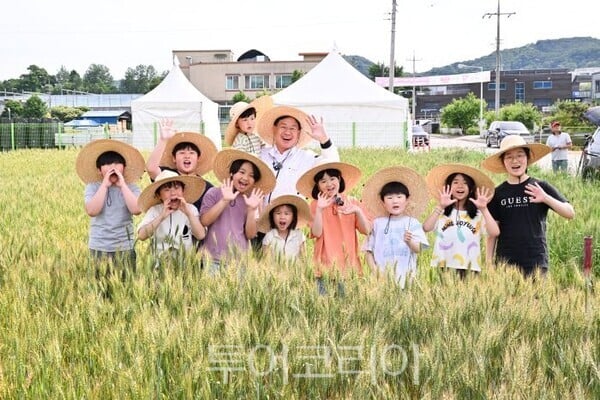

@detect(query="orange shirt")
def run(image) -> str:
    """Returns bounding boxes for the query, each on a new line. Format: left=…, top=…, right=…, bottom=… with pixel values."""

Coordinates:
left=310, top=195, right=369, bottom=277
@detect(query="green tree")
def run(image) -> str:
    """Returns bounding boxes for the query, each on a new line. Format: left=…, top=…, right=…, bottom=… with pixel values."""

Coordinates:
left=22, top=95, right=48, bottom=118
left=367, top=62, right=403, bottom=81
left=83, top=64, right=117, bottom=94
left=0, top=99, right=23, bottom=118
left=495, top=102, right=542, bottom=130
left=120, top=65, right=161, bottom=93
left=440, top=93, right=483, bottom=134
left=547, top=100, right=593, bottom=128
left=19, top=65, right=53, bottom=93
left=50, top=105, right=88, bottom=121
left=232, top=91, right=251, bottom=103
left=291, top=70, right=305, bottom=83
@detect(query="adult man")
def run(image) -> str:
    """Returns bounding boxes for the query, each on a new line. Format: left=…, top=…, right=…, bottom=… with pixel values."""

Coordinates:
left=257, top=106, right=340, bottom=203
left=545, top=120, right=572, bottom=173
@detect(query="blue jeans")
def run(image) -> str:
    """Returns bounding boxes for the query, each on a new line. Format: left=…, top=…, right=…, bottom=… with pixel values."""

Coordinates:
left=552, top=159, right=568, bottom=172
left=316, top=278, right=345, bottom=296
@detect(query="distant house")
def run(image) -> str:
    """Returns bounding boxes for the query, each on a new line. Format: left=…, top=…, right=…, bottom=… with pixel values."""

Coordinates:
left=80, top=110, right=131, bottom=131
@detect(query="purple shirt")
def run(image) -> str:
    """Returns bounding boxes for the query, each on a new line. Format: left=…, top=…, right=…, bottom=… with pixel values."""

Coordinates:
left=200, top=187, right=249, bottom=261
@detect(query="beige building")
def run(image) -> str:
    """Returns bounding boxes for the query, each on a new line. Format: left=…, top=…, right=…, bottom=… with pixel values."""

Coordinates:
left=172, top=49, right=326, bottom=120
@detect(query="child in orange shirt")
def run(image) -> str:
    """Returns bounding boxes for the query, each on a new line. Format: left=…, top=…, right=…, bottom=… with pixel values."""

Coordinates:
left=296, top=162, right=371, bottom=294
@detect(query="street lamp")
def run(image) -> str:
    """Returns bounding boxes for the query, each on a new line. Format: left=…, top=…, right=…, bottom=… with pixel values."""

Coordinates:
left=458, top=64, right=484, bottom=135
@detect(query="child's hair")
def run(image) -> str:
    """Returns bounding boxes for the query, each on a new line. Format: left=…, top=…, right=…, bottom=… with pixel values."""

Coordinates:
left=311, top=168, right=346, bottom=199
left=229, top=159, right=262, bottom=182
left=269, top=204, right=298, bottom=230
left=155, top=181, right=185, bottom=197
left=96, top=151, right=126, bottom=169
left=379, top=181, right=410, bottom=200
left=172, top=142, right=200, bottom=157
left=443, top=173, right=478, bottom=219
left=239, top=107, right=256, bottom=120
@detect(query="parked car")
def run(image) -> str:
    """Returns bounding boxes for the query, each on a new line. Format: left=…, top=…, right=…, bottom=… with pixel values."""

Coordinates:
left=486, top=121, right=533, bottom=148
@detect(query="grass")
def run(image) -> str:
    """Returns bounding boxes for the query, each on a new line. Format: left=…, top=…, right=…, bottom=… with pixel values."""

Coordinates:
left=0, top=147, right=599, bottom=399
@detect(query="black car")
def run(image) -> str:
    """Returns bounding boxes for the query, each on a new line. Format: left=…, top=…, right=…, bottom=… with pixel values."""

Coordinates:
left=486, top=121, right=533, bottom=148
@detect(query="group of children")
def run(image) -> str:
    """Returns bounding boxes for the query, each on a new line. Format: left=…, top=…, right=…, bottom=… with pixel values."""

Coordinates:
left=77, top=98, right=574, bottom=291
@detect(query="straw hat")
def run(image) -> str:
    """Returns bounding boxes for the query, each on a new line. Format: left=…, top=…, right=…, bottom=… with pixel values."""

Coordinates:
left=426, top=163, right=495, bottom=201
left=255, top=105, right=313, bottom=148
left=361, top=166, right=429, bottom=218
left=137, top=170, right=206, bottom=212
left=296, top=161, right=362, bottom=200
left=224, top=96, right=274, bottom=145
left=159, top=132, right=218, bottom=176
left=482, top=135, right=551, bottom=174
left=75, top=139, right=145, bottom=183
left=257, top=194, right=312, bottom=233
left=212, top=148, right=276, bottom=193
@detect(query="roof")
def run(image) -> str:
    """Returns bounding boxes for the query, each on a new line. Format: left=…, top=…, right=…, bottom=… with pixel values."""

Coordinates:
left=81, top=110, right=131, bottom=118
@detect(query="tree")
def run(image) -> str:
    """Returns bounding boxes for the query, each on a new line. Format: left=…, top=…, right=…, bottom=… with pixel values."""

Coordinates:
left=19, top=65, right=53, bottom=93
left=50, top=105, right=88, bottom=122
left=440, top=93, right=483, bottom=134
left=231, top=91, right=251, bottom=103
left=120, top=65, right=162, bottom=94
left=0, top=99, right=23, bottom=118
left=547, top=100, right=594, bottom=128
left=367, top=63, right=403, bottom=81
left=496, top=102, right=542, bottom=130
left=22, top=95, right=48, bottom=118
left=291, top=70, right=305, bottom=83
left=83, top=64, right=117, bottom=94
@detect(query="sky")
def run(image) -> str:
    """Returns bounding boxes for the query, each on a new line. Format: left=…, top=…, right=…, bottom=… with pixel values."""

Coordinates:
left=1, top=0, right=597, bottom=81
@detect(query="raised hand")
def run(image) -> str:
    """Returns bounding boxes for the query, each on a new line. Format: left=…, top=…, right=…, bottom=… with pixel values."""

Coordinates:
left=470, top=186, right=493, bottom=209
left=159, top=118, right=176, bottom=140
left=438, top=185, right=457, bottom=208
left=220, top=178, right=239, bottom=202
left=243, top=188, right=265, bottom=210
left=305, top=115, right=328, bottom=144
left=403, top=229, right=413, bottom=244
left=524, top=182, right=547, bottom=203
left=317, top=191, right=333, bottom=209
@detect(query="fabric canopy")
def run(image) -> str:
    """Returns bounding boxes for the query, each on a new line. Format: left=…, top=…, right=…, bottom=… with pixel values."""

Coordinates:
left=272, top=50, right=410, bottom=148
left=131, top=61, right=221, bottom=150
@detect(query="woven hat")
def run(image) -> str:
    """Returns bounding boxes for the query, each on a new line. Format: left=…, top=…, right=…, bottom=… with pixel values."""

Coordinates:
left=257, top=194, right=311, bottom=233
left=256, top=105, right=313, bottom=148
left=75, top=139, right=145, bottom=183
left=224, top=96, right=274, bottom=145
left=137, top=170, right=206, bottom=212
left=481, top=135, right=551, bottom=174
left=212, top=148, right=276, bottom=193
left=361, top=166, right=429, bottom=218
left=296, top=161, right=362, bottom=200
left=426, top=163, right=495, bottom=201
left=159, top=132, right=218, bottom=176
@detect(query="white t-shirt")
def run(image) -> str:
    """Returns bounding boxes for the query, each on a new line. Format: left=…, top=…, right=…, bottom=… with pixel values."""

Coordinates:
left=138, top=204, right=199, bottom=255
left=546, top=132, right=572, bottom=161
left=262, top=228, right=305, bottom=260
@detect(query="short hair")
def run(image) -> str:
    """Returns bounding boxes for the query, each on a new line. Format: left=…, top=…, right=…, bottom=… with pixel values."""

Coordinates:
left=443, top=172, right=477, bottom=219
left=239, top=107, right=256, bottom=119
left=155, top=180, right=185, bottom=197
left=96, top=151, right=126, bottom=169
left=172, top=142, right=200, bottom=157
left=311, top=168, right=346, bottom=199
left=379, top=181, right=410, bottom=200
left=274, top=115, right=301, bottom=128
left=230, top=159, right=262, bottom=183
left=269, top=204, right=298, bottom=230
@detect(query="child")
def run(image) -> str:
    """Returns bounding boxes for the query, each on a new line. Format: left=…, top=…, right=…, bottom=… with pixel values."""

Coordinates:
left=76, top=139, right=145, bottom=275
left=481, top=135, right=575, bottom=277
left=257, top=195, right=311, bottom=261
left=423, top=164, right=499, bottom=279
left=224, top=96, right=273, bottom=156
left=361, top=166, right=429, bottom=288
left=200, top=149, right=276, bottom=272
left=296, top=161, right=371, bottom=293
left=137, top=170, right=206, bottom=261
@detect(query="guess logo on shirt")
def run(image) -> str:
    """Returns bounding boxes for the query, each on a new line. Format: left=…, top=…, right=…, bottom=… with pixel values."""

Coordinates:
left=500, top=196, right=531, bottom=208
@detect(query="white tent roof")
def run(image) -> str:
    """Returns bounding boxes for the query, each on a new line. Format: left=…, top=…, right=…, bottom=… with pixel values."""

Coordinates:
left=272, top=51, right=410, bottom=148
left=131, top=62, right=221, bottom=150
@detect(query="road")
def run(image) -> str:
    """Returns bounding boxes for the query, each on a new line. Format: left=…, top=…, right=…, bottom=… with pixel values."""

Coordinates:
left=429, top=134, right=582, bottom=175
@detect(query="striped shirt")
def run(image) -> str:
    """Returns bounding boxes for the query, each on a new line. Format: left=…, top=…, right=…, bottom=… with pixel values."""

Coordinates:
left=232, top=132, right=263, bottom=156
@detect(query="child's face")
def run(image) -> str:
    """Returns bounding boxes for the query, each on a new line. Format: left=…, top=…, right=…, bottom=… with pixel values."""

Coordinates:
left=272, top=204, right=294, bottom=232
left=158, top=181, right=184, bottom=209
left=449, top=174, right=470, bottom=202
left=382, top=193, right=409, bottom=216
left=237, top=114, right=256, bottom=134
left=231, top=161, right=256, bottom=194
left=502, top=148, right=528, bottom=177
left=317, top=172, right=340, bottom=197
left=99, top=162, right=125, bottom=184
left=173, top=147, right=199, bottom=175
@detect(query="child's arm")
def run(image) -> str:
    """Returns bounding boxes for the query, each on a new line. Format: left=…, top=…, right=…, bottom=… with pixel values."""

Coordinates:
left=340, top=198, right=371, bottom=235
left=423, top=185, right=455, bottom=232
left=404, top=230, right=421, bottom=254
left=243, top=188, right=265, bottom=239
left=146, top=118, right=175, bottom=180
left=486, top=235, right=497, bottom=266
left=137, top=203, right=172, bottom=241
left=524, top=182, right=575, bottom=219
left=200, top=179, right=238, bottom=227
left=470, top=186, right=499, bottom=237
left=311, top=193, right=332, bottom=237
left=113, top=171, right=141, bottom=215
left=85, top=171, right=114, bottom=216
left=179, top=201, right=205, bottom=240
left=365, top=251, right=378, bottom=274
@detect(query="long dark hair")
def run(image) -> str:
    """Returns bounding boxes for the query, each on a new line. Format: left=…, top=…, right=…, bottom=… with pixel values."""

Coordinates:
left=230, top=159, right=262, bottom=183
left=268, top=204, right=298, bottom=230
left=311, top=168, right=346, bottom=200
left=443, top=173, right=478, bottom=219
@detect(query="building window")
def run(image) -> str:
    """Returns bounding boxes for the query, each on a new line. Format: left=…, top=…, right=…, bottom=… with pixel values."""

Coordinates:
left=275, top=74, right=293, bottom=89
left=225, top=75, right=239, bottom=90
left=515, top=82, right=525, bottom=103
left=533, top=98, right=552, bottom=108
left=533, top=81, right=553, bottom=89
left=245, top=75, right=269, bottom=90
left=487, top=82, right=506, bottom=90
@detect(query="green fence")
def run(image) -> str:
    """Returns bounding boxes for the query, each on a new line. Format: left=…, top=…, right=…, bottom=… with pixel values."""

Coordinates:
left=0, top=121, right=62, bottom=151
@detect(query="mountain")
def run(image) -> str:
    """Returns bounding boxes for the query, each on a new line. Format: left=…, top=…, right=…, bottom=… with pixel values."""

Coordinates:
left=342, top=55, right=375, bottom=78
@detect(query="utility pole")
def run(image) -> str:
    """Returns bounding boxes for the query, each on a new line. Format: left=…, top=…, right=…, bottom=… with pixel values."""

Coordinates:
left=483, top=0, right=515, bottom=116
left=407, top=51, right=421, bottom=121
left=388, top=0, right=397, bottom=93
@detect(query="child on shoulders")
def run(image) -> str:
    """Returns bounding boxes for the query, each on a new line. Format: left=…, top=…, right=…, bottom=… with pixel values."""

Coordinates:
left=224, top=96, right=273, bottom=156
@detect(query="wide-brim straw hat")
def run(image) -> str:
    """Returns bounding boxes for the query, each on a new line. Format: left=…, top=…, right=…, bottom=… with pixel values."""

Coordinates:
left=159, top=132, right=218, bottom=176
left=75, top=139, right=145, bottom=183
left=257, top=194, right=312, bottom=233
left=212, top=148, right=276, bottom=194
left=296, top=161, right=362, bottom=200
left=482, top=135, right=551, bottom=174
left=426, top=163, right=495, bottom=201
left=224, top=96, right=274, bottom=145
left=138, top=170, right=206, bottom=212
left=256, top=105, right=313, bottom=148
left=361, top=166, right=429, bottom=218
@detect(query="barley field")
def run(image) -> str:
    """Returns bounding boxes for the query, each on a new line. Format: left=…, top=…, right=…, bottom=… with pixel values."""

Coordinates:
left=0, top=146, right=599, bottom=399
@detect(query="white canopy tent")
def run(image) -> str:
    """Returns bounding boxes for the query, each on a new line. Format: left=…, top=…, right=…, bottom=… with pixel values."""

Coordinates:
left=131, top=60, right=221, bottom=150
left=272, top=50, right=411, bottom=148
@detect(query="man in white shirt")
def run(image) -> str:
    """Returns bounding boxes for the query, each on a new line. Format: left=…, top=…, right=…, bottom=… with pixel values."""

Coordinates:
left=545, top=120, right=572, bottom=173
